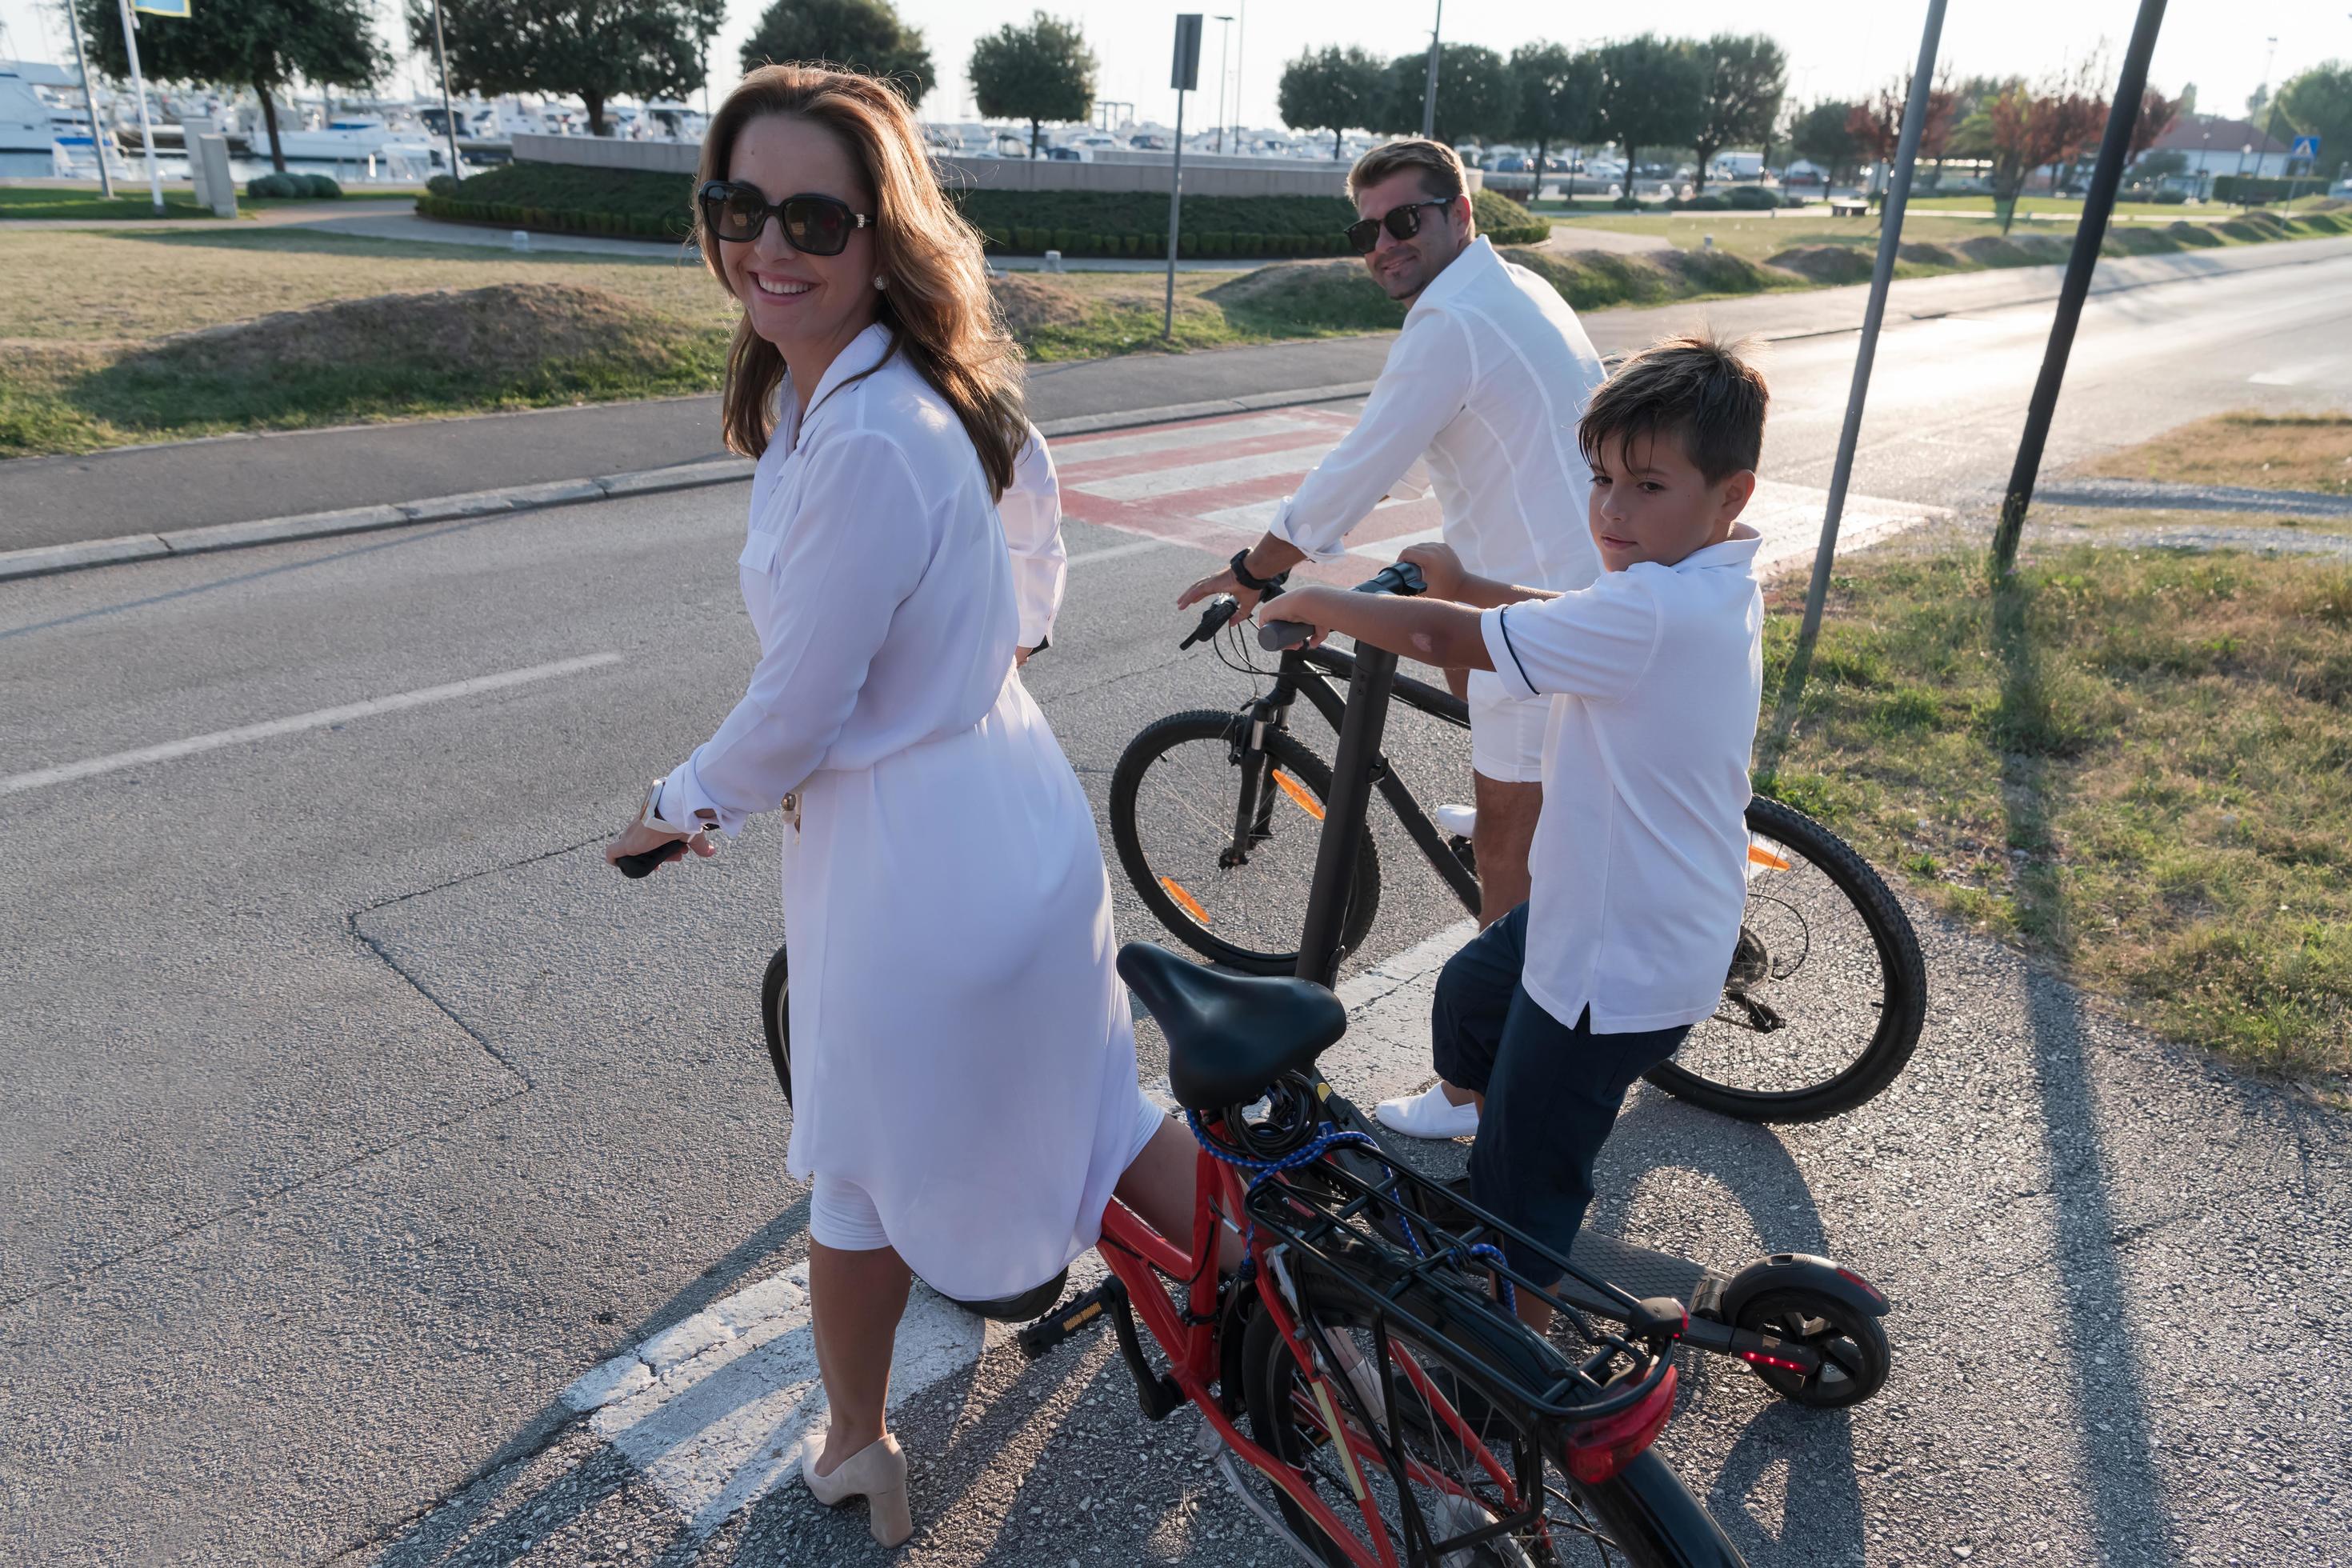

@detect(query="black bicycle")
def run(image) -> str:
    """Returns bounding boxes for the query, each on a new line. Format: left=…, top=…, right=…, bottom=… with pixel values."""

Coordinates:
left=1109, top=566, right=1927, bottom=1124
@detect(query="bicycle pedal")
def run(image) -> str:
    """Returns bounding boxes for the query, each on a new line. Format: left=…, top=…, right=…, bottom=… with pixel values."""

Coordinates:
left=1014, top=1282, right=1114, bottom=1360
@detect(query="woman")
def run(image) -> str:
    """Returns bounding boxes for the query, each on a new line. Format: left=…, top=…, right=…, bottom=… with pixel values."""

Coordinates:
left=603, top=66, right=1198, bottom=1548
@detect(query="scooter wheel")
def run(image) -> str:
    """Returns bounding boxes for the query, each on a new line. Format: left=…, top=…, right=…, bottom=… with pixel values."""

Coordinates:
left=1735, top=1288, right=1890, bottom=1408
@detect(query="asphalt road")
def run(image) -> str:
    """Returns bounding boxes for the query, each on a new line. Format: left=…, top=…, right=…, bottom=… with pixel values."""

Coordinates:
left=5, top=236, right=2347, bottom=554
left=2, top=238, right=2350, bottom=1566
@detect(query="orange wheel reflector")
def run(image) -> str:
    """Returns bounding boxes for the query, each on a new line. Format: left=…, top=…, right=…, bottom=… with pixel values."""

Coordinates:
left=1271, top=769, right=1326, bottom=821
left=1158, top=876, right=1210, bottom=926
left=1748, top=838, right=1792, bottom=871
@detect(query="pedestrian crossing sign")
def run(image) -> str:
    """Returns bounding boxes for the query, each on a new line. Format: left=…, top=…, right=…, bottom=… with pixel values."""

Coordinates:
left=131, top=0, right=190, bottom=14
left=2291, top=135, right=2321, bottom=160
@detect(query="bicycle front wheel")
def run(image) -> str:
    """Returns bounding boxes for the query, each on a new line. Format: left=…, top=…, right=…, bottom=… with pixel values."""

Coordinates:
left=1644, top=796, right=1927, bottom=1122
left=1239, top=1278, right=1743, bottom=1567
left=1109, top=710, right=1378, bottom=975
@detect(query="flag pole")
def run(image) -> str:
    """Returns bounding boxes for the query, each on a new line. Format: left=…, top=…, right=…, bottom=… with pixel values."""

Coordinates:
left=64, top=0, right=116, bottom=197
left=114, top=0, right=166, bottom=213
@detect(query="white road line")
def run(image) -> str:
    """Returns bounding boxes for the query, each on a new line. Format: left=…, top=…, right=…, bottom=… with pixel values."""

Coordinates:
left=1069, top=442, right=1340, bottom=502
left=1349, top=525, right=1447, bottom=563
left=1203, top=492, right=1421, bottom=535
left=562, top=918, right=1478, bottom=1534
left=1066, top=536, right=1186, bottom=567
left=2248, top=364, right=2322, bottom=386
left=1, top=653, right=622, bottom=798
left=1054, top=414, right=1322, bottom=466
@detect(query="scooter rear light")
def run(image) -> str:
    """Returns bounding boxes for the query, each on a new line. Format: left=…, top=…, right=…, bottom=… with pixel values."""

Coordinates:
left=1561, top=1365, right=1678, bottom=1484
left=1836, top=1267, right=1886, bottom=1308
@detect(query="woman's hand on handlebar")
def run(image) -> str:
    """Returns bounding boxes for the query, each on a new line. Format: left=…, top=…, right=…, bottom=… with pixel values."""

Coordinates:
left=606, top=818, right=716, bottom=873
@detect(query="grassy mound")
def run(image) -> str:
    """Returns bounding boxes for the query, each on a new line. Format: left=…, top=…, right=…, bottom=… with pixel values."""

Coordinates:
left=1203, top=260, right=1404, bottom=334
left=1898, top=241, right=1963, bottom=268
left=1504, top=244, right=1786, bottom=310
left=77, top=282, right=724, bottom=438
left=2166, top=221, right=2227, bottom=247
left=2088, top=408, right=2352, bottom=497
left=1956, top=234, right=2070, bottom=266
left=1769, top=245, right=1875, bottom=283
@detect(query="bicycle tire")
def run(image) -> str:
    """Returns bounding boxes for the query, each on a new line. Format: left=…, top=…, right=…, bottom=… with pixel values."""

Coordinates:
left=759, top=942, right=791, bottom=1104
left=1642, top=797, right=1927, bottom=1122
left=1239, top=1268, right=1744, bottom=1568
left=1109, top=710, right=1379, bottom=975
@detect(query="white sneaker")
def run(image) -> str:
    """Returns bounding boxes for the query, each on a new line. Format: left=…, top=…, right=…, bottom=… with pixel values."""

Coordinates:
left=1434, top=802, right=1478, bottom=838
left=1374, top=1082, right=1479, bottom=1139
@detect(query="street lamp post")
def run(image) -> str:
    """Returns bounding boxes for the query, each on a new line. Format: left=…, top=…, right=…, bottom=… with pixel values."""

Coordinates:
left=430, top=0, right=462, bottom=181
left=1421, top=0, right=1442, bottom=141
left=1212, top=14, right=1234, bottom=154
left=62, top=0, right=114, bottom=197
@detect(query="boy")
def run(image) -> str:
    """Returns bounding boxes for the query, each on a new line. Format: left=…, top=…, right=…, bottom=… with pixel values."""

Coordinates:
left=1261, top=333, right=1768, bottom=1326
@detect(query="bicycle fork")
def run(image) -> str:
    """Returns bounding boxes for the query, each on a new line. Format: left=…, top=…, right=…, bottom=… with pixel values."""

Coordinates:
left=1221, top=698, right=1295, bottom=869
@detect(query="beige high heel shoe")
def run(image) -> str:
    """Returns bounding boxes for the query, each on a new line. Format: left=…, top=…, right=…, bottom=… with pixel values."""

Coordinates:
left=802, top=1431, right=914, bottom=1548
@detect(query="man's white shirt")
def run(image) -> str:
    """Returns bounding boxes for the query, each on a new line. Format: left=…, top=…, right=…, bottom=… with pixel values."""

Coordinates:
left=1479, top=528, right=1766, bottom=1034
left=1267, top=234, right=1607, bottom=595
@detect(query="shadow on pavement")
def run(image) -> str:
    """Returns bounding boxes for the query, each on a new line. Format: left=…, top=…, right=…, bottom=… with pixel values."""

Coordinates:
left=1994, top=577, right=2178, bottom=1562
left=362, top=1200, right=810, bottom=1566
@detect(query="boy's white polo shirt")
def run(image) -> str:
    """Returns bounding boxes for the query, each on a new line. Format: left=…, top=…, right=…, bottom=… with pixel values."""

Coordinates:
left=1478, top=527, right=1765, bottom=1034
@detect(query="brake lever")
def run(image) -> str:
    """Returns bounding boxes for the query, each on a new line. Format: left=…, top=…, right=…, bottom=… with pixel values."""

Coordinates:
left=1179, top=593, right=1241, bottom=650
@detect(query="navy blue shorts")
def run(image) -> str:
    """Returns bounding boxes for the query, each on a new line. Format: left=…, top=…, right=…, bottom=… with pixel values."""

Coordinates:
left=1430, top=905, right=1690, bottom=1288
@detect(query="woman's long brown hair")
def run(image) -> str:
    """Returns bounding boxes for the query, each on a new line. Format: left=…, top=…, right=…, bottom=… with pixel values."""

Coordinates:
left=697, top=66, right=1026, bottom=498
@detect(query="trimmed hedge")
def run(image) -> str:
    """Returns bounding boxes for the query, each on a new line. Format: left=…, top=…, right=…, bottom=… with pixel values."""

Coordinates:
left=415, top=161, right=1551, bottom=257
left=2211, top=174, right=2296, bottom=204
left=247, top=171, right=342, bottom=199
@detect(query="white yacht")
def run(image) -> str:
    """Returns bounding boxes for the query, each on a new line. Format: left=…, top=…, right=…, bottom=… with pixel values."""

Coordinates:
left=273, top=114, right=410, bottom=161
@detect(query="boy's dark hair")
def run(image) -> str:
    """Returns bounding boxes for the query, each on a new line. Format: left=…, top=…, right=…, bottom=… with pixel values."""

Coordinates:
left=1578, top=333, right=1768, bottom=485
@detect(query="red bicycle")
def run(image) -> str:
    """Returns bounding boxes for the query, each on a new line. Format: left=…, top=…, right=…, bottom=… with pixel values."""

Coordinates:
left=1016, top=942, right=1749, bottom=1568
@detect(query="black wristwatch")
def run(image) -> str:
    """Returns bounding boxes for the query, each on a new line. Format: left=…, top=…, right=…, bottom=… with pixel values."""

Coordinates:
left=1230, top=548, right=1288, bottom=593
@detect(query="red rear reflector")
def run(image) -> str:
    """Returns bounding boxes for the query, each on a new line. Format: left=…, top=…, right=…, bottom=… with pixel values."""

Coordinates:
left=1837, top=1267, right=1886, bottom=1307
left=1562, top=1366, right=1677, bottom=1485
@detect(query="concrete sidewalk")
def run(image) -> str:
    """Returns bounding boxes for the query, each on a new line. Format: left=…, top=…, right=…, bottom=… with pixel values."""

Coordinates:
left=6, top=233, right=2346, bottom=556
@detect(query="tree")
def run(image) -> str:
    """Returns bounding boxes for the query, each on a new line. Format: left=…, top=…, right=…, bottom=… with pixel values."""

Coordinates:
left=1845, top=70, right=1956, bottom=204
left=1375, top=44, right=1516, bottom=148
left=1509, top=42, right=1599, bottom=192
left=408, top=0, right=722, bottom=138
left=74, top=0, right=386, bottom=171
left=1590, top=35, right=1705, bottom=197
left=2129, top=86, right=2184, bottom=158
left=1689, top=32, right=1786, bottom=192
left=740, top=0, right=934, bottom=104
left=1277, top=44, right=1383, bottom=160
left=2277, top=62, right=2352, bottom=184
left=1788, top=98, right=1858, bottom=186
left=967, top=11, right=1094, bottom=159
left=1988, top=68, right=2106, bottom=232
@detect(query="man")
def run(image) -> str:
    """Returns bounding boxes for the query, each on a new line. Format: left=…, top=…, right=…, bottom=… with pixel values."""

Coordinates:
left=1175, top=138, right=1607, bottom=1141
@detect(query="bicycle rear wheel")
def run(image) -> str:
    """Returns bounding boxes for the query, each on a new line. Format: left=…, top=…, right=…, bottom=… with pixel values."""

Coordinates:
left=1643, top=797, right=1926, bottom=1122
left=1240, top=1281, right=1742, bottom=1567
left=1110, top=710, right=1379, bottom=974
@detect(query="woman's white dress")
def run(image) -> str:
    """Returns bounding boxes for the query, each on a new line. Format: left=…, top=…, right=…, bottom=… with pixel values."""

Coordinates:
left=658, top=324, right=1149, bottom=1302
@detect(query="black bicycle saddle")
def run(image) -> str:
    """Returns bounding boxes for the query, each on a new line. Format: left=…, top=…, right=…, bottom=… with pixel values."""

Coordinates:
left=1118, top=942, right=1348, bottom=1111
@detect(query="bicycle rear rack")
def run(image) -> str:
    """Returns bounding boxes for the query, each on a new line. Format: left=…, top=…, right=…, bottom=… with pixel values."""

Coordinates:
left=1241, top=1130, right=1683, bottom=1426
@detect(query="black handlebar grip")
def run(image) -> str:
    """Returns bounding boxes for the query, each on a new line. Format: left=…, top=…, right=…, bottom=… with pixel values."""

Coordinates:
left=1179, top=593, right=1241, bottom=650
left=614, top=840, right=688, bottom=879
left=1258, top=620, right=1315, bottom=651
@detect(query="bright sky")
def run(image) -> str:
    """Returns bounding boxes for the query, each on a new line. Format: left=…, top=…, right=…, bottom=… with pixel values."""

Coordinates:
left=2, top=0, right=2342, bottom=132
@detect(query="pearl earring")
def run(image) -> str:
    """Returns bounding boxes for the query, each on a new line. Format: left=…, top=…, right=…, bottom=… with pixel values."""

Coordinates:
left=874, top=275, right=890, bottom=291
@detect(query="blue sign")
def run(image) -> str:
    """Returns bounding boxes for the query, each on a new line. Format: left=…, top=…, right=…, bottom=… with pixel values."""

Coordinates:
left=2292, top=134, right=2321, bottom=160
left=131, top=0, right=190, bottom=14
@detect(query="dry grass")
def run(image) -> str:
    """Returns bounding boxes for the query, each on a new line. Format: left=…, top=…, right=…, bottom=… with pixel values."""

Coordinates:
left=1758, top=522, right=2352, bottom=1080
left=2086, top=410, right=2352, bottom=497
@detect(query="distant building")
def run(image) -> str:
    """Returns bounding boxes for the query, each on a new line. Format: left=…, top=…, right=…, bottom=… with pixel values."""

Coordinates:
left=2146, top=114, right=2292, bottom=182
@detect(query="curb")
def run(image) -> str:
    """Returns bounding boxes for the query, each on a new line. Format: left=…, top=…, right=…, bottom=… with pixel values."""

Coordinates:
left=0, top=385, right=1384, bottom=587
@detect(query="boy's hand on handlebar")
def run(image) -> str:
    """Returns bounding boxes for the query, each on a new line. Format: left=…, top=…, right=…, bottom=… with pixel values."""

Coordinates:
left=1258, top=584, right=1338, bottom=649
left=1397, top=542, right=1467, bottom=602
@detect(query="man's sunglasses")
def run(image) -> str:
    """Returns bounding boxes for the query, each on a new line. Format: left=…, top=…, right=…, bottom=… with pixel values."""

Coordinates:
left=698, top=181, right=872, bottom=254
left=1344, top=198, right=1455, bottom=255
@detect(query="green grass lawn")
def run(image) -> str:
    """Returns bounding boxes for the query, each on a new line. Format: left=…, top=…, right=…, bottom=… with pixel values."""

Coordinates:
left=1758, top=521, right=2352, bottom=1080
left=0, top=186, right=232, bottom=221
left=2086, top=410, right=2352, bottom=497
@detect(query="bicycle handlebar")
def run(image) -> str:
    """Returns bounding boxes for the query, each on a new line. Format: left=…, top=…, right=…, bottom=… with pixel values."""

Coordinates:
left=614, top=841, right=688, bottom=878
left=1256, top=559, right=1426, bottom=651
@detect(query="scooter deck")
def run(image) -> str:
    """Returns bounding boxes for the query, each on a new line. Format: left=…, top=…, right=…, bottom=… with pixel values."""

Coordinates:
left=1556, top=1230, right=1707, bottom=1319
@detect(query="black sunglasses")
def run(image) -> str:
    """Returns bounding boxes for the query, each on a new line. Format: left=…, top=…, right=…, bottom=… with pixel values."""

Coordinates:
left=1344, top=198, right=1456, bottom=255
left=698, top=181, right=872, bottom=254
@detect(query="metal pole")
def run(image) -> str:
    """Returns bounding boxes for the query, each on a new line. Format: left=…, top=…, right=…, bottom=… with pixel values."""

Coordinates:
left=1420, top=0, right=1442, bottom=141
left=1212, top=16, right=1232, bottom=153
left=1780, top=0, right=1949, bottom=698
left=114, top=0, right=163, bottom=213
left=430, top=0, right=462, bottom=180
left=63, top=0, right=114, bottom=198
left=1987, top=0, right=2169, bottom=578
left=1165, top=86, right=1186, bottom=337
left=1234, top=0, right=1245, bottom=158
